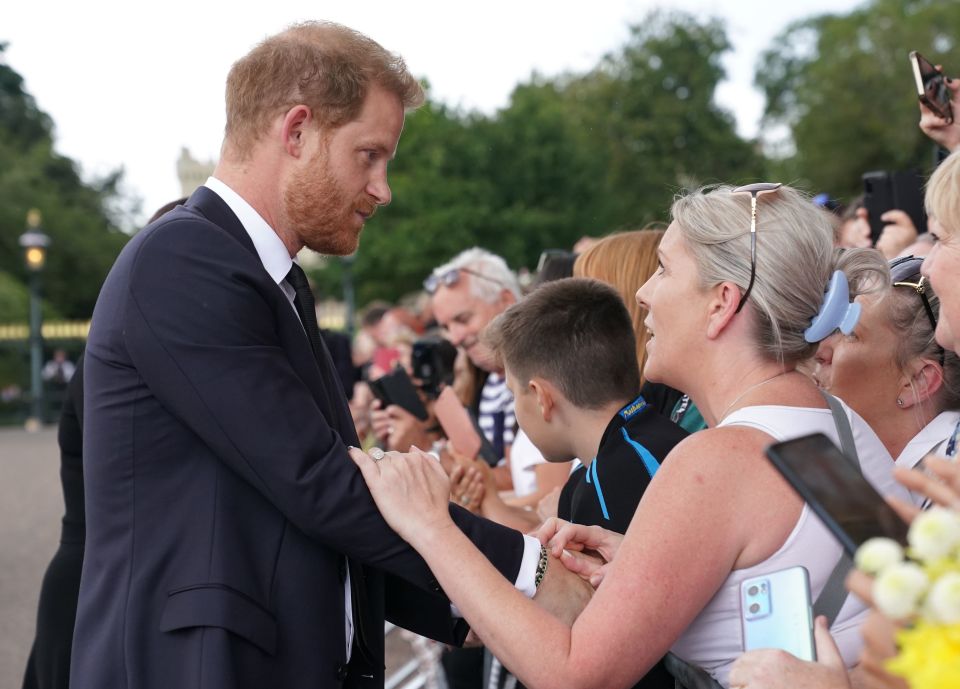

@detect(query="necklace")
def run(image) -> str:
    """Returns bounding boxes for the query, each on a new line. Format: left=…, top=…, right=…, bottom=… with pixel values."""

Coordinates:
left=718, top=371, right=789, bottom=421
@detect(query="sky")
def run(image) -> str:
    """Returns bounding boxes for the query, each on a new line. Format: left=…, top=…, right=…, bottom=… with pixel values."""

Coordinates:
left=3, top=0, right=865, bottom=225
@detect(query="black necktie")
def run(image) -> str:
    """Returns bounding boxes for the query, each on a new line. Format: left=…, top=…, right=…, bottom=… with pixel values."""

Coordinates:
left=285, top=263, right=374, bottom=666
left=285, top=263, right=328, bottom=367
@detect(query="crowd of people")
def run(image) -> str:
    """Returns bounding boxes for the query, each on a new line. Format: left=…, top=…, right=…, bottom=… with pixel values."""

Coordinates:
left=20, top=19, right=960, bottom=689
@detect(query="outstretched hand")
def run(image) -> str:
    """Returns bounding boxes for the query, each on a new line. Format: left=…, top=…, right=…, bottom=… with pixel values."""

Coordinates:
left=348, top=446, right=455, bottom=547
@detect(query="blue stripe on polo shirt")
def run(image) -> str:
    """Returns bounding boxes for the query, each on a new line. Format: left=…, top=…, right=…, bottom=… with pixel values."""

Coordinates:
left=584, top=459, right=611, bottom=521
left=621, top=427, right=661, bottom=479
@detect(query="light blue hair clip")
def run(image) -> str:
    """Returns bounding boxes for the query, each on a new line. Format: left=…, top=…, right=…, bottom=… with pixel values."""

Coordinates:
left=803, top=270, right=861, bottom=343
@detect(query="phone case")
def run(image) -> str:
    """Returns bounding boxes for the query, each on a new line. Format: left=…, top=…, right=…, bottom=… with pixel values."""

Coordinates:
left=369, top=367, right=429, bottom=420
left=765, top=433, right=910, bottom=555
left=910, top=51, right=953, bottom=122
left=740, top=566, right=816, bottom=662
left=862, top=170, right=927, bottom=243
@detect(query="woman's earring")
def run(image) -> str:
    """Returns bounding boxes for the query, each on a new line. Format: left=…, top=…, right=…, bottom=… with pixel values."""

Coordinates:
left=896, top=398, right=904, bottom=407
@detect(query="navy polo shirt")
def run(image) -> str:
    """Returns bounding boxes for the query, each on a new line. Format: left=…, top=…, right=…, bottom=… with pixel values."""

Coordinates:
left=558, top=394, right=689, bottom=534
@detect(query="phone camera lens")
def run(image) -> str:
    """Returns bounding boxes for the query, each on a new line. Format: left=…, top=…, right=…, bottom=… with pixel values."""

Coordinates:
left=749, top=603, right=760, bottom=614
left=747, top=585, right=759, bottom=597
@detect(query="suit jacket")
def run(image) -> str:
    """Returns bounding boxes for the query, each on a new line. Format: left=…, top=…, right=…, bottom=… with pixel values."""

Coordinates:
left=72, top=187, right=524, bottom=689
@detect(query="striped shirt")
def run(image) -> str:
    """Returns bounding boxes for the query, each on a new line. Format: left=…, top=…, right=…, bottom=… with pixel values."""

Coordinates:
left=477, top=373, right=515, bottom=464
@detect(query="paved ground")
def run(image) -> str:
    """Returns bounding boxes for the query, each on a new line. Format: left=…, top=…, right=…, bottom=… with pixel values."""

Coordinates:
left=0, top=426, right=61, bottom=689
left=0, top=427, right=428, bottom=688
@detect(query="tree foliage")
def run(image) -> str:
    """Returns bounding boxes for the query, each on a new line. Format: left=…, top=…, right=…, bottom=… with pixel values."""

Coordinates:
left=0, top=43, right=129, bottom=322
left=313, top=11, right=763, bottom=305
left=756, top=0, right=960, bottom=198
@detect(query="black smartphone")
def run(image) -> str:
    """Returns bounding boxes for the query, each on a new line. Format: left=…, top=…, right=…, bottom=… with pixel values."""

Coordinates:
left=368, top=367, right=429, bottom=421
left=861, top=169, right=927, bottom=244
left=910, top=51, right=953, bottom=122
left=765, top=433, right=909, bottom=556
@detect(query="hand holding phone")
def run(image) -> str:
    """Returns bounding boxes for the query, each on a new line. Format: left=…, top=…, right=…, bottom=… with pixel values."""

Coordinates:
left=861, top=170, right=926, bottom=244
left=910, top=51, right=953, bottom=123
left=368, top=367, right=429, bottom=421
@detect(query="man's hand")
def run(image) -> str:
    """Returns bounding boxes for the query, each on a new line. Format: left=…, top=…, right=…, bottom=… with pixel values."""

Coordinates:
left=531, top=551, right=594, bottom=626
left=919, top=72, right=960, bottom=152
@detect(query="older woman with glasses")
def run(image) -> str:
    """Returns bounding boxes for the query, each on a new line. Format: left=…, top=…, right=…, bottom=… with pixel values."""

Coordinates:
left=812, top=252, right=960, bottom=492
left=728, top=157, right=960, bottom=689
left=346, top=183, right=915, bottom=689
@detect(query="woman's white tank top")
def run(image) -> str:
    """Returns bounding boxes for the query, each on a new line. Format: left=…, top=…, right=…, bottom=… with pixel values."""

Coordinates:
left=669, top=403, right=910, bottom=687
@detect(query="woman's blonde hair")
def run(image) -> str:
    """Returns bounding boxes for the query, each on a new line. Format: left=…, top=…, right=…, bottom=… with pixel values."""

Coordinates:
left=671, top=185, right=835, bottom=364
left=926, top=149, right=960, bottom=235
left=574, top=228, right=664, bottom=385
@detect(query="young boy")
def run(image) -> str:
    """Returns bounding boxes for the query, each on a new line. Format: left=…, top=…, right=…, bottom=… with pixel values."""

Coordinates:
left=484, top=277, right=688, bottom=534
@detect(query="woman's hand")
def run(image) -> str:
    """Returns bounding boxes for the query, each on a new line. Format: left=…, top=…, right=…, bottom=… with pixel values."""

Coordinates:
left=919, top=72, right=960, bottom=152
left=875, top=210, right=918, bottom=259
left=894, top=455, right=960, bottom=510
left=728, top=616, right=850, bottom=689
left=846, top=571, right=910, bottom=689
left=535, top=518, right=624, bottom=586
left=449, top=461, right=485, bottom=512
left=349, top=446, right=455, bottom=546
left=370, top=401, right=436, bottom=452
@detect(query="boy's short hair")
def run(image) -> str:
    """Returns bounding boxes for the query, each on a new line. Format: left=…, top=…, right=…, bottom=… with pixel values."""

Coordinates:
left=483, top=278, right=640, bottom=409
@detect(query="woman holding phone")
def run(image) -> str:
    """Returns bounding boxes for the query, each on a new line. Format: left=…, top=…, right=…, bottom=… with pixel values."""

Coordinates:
left=349, top=184, right=911, bottom=689
left=730, top=152, right=960, bottom=689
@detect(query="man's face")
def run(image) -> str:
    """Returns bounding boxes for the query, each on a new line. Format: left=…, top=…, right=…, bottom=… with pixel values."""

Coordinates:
left=432, top=276, right=513, bottom=371
left=281, top=85, right=404, bottom=256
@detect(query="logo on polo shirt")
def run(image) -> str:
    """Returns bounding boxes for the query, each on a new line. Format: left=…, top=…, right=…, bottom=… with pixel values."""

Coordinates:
left=618, top=395, right=647, bottom=421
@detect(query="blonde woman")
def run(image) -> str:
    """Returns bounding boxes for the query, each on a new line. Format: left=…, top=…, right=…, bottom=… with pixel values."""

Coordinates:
left=349, top=184, right=912, bottom=688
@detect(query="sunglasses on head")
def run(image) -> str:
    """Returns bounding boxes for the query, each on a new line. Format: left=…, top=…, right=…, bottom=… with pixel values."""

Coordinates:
left=889, top=255, right=944, bottom=366
left=730, top=182, right=783, bottom=313
left=423, top=266, right=507, bottom=295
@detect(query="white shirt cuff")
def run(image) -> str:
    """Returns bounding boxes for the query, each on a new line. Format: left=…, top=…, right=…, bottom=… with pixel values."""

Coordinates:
left=450, top=534, right=542, bottom=617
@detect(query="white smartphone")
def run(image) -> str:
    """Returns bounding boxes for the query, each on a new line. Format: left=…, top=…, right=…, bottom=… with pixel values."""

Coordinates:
left=740, top=566, right=816, bottom=661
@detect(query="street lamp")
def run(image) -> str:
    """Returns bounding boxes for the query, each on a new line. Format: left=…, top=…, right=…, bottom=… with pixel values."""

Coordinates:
left=19, top=209, right=50, bottom=429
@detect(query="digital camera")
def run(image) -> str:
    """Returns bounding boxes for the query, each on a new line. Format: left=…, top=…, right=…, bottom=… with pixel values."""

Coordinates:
left=411, top=335, right=457, bottom=398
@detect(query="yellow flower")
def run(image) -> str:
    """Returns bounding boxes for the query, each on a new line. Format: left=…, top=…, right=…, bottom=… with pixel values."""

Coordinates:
left=886, top=621, right=960, bottom=689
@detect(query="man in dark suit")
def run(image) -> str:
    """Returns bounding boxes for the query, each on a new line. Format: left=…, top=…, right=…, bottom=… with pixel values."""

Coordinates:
left=73, top=22, right=583, bottom=689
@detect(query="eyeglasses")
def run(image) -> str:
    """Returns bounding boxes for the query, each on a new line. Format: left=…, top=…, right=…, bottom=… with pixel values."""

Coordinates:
left=423, top=266, right=507, bottom=294
left=730, top=182, right=783, bottom=313
left=890, top=255, right=944, bottom=365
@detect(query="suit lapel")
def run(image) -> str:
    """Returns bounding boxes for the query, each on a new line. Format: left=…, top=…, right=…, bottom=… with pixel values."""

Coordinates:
left=184, top=186, right=345, bottom=428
